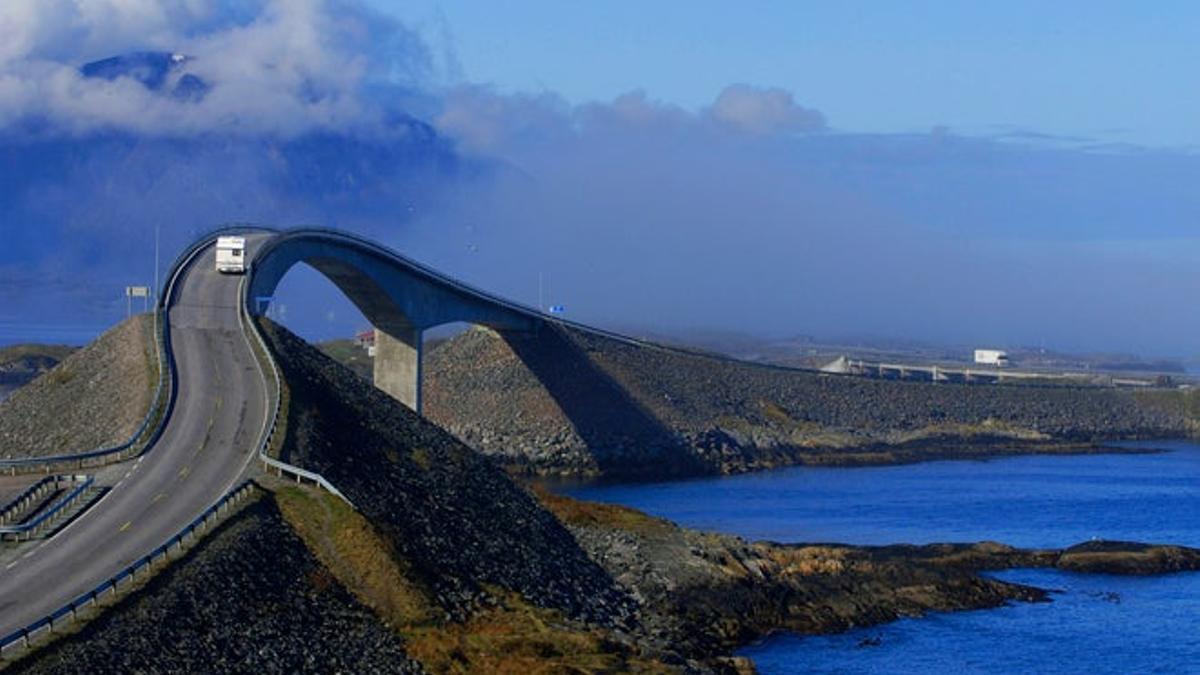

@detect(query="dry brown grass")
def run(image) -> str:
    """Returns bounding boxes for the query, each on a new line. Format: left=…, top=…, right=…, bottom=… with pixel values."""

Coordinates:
left=277, top=486, right=675, bottom=674
left=275, top=487, right=434, bottom=626
left=402, top=588, right=672, bottom=675
left=532, top=486, right=673, bottom=535
left=895, top=420, right=1048, bottom=443
left=762, top=545, right=853, bottom=576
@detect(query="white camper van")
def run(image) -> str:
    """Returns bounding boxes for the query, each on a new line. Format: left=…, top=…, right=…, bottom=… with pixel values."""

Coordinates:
left=974, top=349, right=1010, bottom=367
left=215, top=236, right=247, bottom=274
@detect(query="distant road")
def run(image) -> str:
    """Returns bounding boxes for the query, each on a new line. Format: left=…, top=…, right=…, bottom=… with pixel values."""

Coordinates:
left=0, top=236, right=267, bottom=634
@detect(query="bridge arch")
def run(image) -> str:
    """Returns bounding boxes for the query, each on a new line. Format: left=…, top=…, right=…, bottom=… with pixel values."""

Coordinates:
left=246, top=229, right=541, bottom=412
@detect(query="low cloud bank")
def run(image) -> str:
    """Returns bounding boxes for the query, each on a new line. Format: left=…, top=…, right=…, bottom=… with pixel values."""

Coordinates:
left=0, top=0, right=1195, bottom=357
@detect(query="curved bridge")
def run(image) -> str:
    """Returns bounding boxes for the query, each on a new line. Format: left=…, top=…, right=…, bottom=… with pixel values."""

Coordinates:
left=0, top=226, right=679, bottom=648
left=247, top=229, right=545, bottom=413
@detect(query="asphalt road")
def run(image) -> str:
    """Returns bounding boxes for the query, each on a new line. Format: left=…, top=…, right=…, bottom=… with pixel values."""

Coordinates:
left=0, top=236, right=267, bottom=635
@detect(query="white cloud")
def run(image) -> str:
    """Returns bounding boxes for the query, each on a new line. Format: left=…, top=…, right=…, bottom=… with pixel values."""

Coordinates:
left=0, top=0, right=427, bottom=138
left=707, top=83, right=826, bottom=135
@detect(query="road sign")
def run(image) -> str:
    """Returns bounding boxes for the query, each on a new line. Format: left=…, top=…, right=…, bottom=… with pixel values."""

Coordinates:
left=125, top=286, right=151, bottom=317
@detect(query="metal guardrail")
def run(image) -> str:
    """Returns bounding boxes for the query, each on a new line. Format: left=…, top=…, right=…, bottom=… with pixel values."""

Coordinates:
left=0, top=476, right=94, bottom=542
left=0, top=477, right=58, bottom=526
left=0, top=225, right=351, bottom=659
left=0, top=481, right=259, bottom=656
left=235, top=270, right=354, bottom=506
left=0, top=226, right=253, bottom=473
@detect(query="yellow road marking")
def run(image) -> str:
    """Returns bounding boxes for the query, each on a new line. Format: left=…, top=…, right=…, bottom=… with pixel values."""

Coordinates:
left=152, top=492, right=165, bottom=503
left=118, top=521, right=132, bottom=533
left=178, top=466, right=190, bottom=479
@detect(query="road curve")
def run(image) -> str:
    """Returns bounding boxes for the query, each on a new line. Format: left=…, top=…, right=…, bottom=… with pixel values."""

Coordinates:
left=0, top=236, right=268, bottom=635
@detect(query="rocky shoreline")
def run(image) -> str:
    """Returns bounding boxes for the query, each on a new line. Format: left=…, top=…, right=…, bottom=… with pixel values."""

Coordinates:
left=537, top=488, right=1200, bottom=667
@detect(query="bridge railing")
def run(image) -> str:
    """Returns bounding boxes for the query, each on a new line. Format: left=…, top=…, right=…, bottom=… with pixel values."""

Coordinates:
left=235, top=271, right=354, bottom=506
left=0, top=480, right=260, bottom=658
left=0, top=476, right=94, bottom=542
left=0, top=225, right=261, bottom=474
left=0, top=476, right=59, bottom=525
left=253, top=227, right=845, bottom=371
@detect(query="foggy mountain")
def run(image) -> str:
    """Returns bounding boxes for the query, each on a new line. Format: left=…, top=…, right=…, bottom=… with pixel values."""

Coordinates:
left=0, top=0, right=1195, bottom=359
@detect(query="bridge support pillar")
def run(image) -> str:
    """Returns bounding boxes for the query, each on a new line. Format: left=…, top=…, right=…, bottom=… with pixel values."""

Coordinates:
left=374, top=326, right=423, bottom=414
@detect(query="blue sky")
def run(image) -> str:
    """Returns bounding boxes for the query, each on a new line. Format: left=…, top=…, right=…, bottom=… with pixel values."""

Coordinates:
left=0, top=1, right=1195, bottom=358
left=383, top=1, right=1200, bottom=147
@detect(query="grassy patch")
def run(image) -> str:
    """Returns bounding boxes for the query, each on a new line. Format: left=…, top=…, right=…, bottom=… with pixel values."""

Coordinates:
left=759, top=399, right=796, bottom=426
left=276, top=486, right=670, bottom=673
left=317, top=338, right=374, bottom=380
left=895, top=419, right=1048, bottom=443
left=410, top=447, right=433, bottom=471
left=532, top=486, right=672, bottom=535
left=45, top=366, right=75, bottom=386
left=275, top=486, right=433, bottom=626
left=402, top=587, right=668, bottom=675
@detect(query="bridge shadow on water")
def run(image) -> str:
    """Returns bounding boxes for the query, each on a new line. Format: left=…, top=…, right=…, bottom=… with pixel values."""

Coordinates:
left=500, top=324, right=705, bottom=479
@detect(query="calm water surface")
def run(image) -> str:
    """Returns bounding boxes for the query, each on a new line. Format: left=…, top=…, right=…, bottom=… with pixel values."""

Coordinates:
left=565, top=441, right=1200, bottom=674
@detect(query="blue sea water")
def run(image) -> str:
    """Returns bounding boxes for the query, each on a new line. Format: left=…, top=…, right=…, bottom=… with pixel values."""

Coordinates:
left=564, top=441, right=1200, bottom=674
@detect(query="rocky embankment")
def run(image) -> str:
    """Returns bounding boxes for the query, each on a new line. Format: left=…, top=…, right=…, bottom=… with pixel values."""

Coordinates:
left=423, top=325, right=1199, bottom=479
left=263, top=321, right=640, bottom=629
left=0, top=317, right=154, bottom=459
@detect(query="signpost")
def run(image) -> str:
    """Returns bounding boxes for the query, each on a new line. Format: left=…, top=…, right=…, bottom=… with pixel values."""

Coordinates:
left=125, top=286, right=150, bottom=318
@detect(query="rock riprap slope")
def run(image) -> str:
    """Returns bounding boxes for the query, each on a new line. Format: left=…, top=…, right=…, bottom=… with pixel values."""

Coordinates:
left=8, top=497, right=422, bottom=675
left=262, top=321, right=641, bottom=629
left=424, top=325, right=1196, bottom=479
left=0, top=316, right=155, bottom=459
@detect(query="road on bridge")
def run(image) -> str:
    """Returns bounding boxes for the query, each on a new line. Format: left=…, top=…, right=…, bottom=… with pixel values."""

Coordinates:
left=0, top=236, right=268, bottom=635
